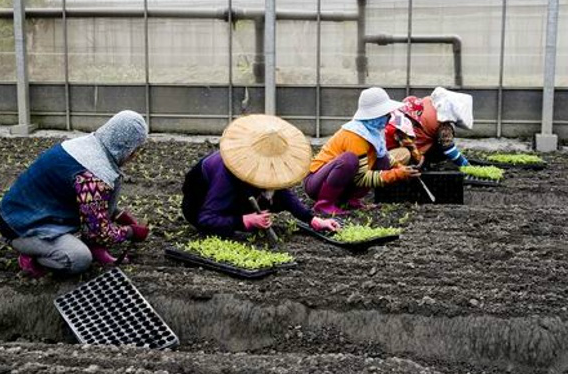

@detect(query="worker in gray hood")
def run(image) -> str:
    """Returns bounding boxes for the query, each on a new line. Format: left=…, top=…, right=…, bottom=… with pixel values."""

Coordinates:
left=0, top=110, right=150, bottom=278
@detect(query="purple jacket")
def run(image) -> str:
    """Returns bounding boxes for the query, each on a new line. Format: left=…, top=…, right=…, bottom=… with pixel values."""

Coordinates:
left=182, top=151, right=314, bottom=237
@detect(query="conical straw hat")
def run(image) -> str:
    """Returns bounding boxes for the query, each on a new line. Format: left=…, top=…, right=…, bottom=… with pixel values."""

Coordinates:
left=220, top=114, right=312, bottom=189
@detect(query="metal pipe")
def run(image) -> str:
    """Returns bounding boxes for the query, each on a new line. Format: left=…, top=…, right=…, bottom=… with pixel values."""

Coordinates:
left=0, top=8, right=359, bottom=21
left=315, top=0, right=321, bottom=138
left=63, top=0, right=70, bottom=131
left=405, top=0, right=413, bottom=97
left=496, top=0, right=507, bottom=138
left=541, top=0, right=559, bottom=136
left=366, top=33, right=463, bottom=87
left=356, top=0, right=367, bottom=85
left=264, top=0, right=276, bottom=115
left=144, top=0, right=151, bottom=131
left=254, top=18, right=264, bottom=84
left=228, top=0, right=233, bottom=121
left=13, top=0, right=30, bottom=134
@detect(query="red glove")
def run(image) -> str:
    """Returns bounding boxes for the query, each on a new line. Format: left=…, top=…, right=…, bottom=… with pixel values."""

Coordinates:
left=129, top=224, right=150, bottom=242
left=310, top=217, right=341, bottom=232
left=115, top=210, right=138, bottom=226
left=381, top=166, right=421, bottom=184
left=242, top=211, right=272, bottom=230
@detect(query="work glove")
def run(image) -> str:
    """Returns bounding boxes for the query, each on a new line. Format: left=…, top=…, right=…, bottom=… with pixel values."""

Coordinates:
left=242, top=211, right=272, bottom=230
left=310, top=217, right=341, bottom=232
left=114, top=210, right=138, bottom=226
left=381, top=166, right=421, bottom=185
left=129, top=224, right=150, bottom=242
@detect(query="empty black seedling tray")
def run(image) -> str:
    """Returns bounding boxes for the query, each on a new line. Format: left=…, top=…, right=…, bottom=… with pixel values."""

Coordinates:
left=54, top=268, right=179, bottom=349
left=375, top=171, right=464, bottom=204
left=296, top=220, right=399, bottom=251
left=463, top=174, right=501, bottom=187
left=469, top=158, right=546, bottom=171
left=165, top=248, right=295, bottom=279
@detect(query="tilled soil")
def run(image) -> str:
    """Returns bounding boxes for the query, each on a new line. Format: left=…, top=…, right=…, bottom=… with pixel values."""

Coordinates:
left=0, top=138, right=567, bottom=373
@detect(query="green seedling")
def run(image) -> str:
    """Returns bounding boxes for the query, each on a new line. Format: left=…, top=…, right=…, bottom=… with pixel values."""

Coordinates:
left=177, top=237, right=294, bottom=270
left=331, top=224, right=402, bottom=243
left=460, top=166, right=504, bottom=180
left=486, top=154, right=544, bottom=165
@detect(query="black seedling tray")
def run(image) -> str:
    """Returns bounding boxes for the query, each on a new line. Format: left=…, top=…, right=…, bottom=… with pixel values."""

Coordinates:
left=296, top=220, right=399, bottom=251
left=375, top=171, right=464, bottom=205
left=165, top=248, right=293, bottom=279
left=469, top=158, right=546, bottom=171
left=463, top=174, right=501, bottom=187
left=54, top=268, right=179, bottom=349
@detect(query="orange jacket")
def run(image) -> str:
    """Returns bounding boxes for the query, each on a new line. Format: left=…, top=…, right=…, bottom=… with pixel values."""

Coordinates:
left=310, top=129, right=377, bottom=173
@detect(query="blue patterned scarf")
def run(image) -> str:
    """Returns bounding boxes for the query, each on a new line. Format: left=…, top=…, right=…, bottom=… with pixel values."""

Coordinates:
left=342, top=116, right=389, bottom=157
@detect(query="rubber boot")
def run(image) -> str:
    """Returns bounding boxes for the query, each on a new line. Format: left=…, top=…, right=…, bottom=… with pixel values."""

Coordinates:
left=18, top=254, right=47, bottom=278
left=313, top=182, right=348, bottom=216
left=89, top=245, right=119, bottom=265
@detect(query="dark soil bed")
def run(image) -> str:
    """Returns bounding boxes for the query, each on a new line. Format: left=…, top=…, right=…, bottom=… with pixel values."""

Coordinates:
left=0, top=138, right=567, bottom=374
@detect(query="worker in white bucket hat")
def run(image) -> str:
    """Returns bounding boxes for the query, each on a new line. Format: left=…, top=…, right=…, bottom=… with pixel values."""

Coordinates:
left=304, top=87, right=421, bottom=215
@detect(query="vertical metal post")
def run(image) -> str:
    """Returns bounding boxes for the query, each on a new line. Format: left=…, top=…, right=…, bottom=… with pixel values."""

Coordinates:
left=13, top=0, right=30, bottom=134
left=536, top=0, right=559, bottom=151
left=264, top=0, right=276, bottom=115
left=63, top=0, right=70, bottom=131
left=356, top=0, right=367, bottom=85
left=144, top=0, right=151, bottom=131
left=254, top=18, right=264, bottom=84
left=405, top=0, right=413, bottom=97
left=496, top=0, right=507, bottom=138
left=315, top=0, right=321, bottom=137
left=228, top=0, right=233, bottom=121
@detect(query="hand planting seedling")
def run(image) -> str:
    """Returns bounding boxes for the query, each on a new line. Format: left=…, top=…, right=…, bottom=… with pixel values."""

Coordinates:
left=331, top=224, right=402, bottom=243
left=177, top=237, right=294, bottom=270
left=485, top=154, right=544, bottom=165
left=460, top=166, right=504, bottom=181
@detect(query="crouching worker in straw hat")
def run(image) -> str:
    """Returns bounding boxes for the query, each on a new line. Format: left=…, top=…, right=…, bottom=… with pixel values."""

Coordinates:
left=304, top=87, right=421, bottom=215
left=0, top=110, right=151, bottom=278
left=385, top=87, right=473, bottom=167
left=181, top=114, right=340, bottom=237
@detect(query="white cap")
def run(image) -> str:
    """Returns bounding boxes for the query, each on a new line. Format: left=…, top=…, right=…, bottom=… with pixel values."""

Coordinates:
left=353, top=87, right=405, bottom=120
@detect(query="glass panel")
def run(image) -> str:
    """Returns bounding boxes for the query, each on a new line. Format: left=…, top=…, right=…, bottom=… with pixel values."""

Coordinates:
left=27, top=18, right=64, bottom=81
left=411, top=0, right=503, bottom=87
left=320, top=1, right=357, bottom=85
left=148, top=18, right=228, bottom=84
left=0, top=19, right=14, bottom=81
left=555, top=0, right=567, bottom=87
left=366, top=0, right=409, bottom=86
left=503, top=0, right=547, bottom=87
left=276, top=0, right=317, bottom=85
left=148, top=0, right=228, bottom=84
left=68, top=18, right=145, bottom=83
left=232, top=0, right=261, bottom=85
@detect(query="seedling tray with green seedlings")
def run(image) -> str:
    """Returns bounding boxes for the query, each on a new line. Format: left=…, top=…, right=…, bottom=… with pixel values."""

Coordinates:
left=296, top=220, right=401, bottom=251
left=460, top=165, right=504, bottom=187
left=469, top=153, right=546, bottom=170
left=165, top=237, right=296, bottom=279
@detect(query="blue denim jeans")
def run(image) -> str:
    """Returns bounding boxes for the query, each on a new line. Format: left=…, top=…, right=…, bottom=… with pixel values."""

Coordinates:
left=11, top=234, right=92, bottom=274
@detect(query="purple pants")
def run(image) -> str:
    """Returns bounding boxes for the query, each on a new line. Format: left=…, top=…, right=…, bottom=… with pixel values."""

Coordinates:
left=304, top=152, right=391, bottom=202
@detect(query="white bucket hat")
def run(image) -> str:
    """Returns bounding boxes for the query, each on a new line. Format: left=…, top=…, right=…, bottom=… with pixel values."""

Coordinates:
left=353, top=87, right=405, bottom=120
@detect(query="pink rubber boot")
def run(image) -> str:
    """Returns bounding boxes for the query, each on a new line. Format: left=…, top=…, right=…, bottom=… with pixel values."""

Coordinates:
left=18, top=254, right=47, bottom=278
left=313, top=182, right=348, bottom=216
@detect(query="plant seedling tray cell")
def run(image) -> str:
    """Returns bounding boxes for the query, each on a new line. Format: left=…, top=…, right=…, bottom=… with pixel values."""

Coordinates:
left=469, top=158, right=546, bottom=171
left=463, top=175, right=501, bottom=187
left=296, top=220, right=399, bottom=251
left=374, top=171, right=464, bottom=205
left=54, top=268, right=179, bottom=349
left=165, top=248, right=280, bottom=279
